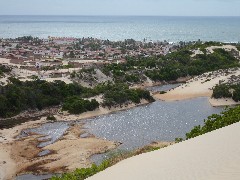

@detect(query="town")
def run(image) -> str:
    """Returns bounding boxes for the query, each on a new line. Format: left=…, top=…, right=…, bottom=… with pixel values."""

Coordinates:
left=0, top=36, right=178, bottom=84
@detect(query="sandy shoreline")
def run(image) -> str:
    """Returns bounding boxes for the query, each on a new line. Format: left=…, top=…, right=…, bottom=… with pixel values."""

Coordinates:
left=154, top=68, right=240, bottom=107
left=0, top=122, right=119, bottom=179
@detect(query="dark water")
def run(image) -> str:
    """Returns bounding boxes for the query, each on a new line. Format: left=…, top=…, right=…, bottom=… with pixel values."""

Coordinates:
left=0, top=16, right=240, bottom=42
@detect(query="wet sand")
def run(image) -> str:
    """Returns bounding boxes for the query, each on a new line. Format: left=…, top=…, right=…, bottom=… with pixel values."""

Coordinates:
left=0, top=122, right=119, bottom=180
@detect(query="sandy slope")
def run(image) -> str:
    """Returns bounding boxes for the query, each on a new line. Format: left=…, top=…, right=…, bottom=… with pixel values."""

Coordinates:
left=88, top=122, right=240, bottom=180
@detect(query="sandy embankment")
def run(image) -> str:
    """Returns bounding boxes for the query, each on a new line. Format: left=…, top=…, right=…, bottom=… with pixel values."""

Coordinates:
left=88, top=122, right=240, bottom=180
left=154, top=68, right=240, bottom=106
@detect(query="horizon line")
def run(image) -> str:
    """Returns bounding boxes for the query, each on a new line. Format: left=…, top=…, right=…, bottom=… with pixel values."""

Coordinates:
left=0, top=15, right=240, bottom=17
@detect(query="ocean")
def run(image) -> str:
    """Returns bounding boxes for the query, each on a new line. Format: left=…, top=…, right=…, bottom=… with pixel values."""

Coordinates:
left=0, top=16, right=240, bottom=42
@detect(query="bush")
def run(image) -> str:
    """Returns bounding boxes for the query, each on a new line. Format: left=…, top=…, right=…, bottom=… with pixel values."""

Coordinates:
left=160, top=91, right=167, bottom=94
left=185, top=106, right=240, bottom=139
left=47, top=115, right=56, bottom=121
left=212, top=83, right=240, bottom=102
left=0, top=79, right=96, bottom=118
left=62, top=96, right=99, bottom=114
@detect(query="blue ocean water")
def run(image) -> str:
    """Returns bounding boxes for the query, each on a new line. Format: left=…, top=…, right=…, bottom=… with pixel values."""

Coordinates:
left=0, top=16, right=240, bottom=42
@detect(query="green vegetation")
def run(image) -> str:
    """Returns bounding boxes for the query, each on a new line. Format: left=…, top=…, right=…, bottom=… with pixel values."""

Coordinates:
left=102, top=63, right=142, bottom=83
left=47, top=115, right=57, bottom=121
left=51, top=161, right=110, bottom=180
left=0, top=78, right=94, bottom=118
left=62, top=97, right=99, bottom=114
left=146, top=49, right=238, bottom=81
left=236, top=45, right=240, bottom=51
left=185, top=106, right=240, bottom=139
left=0, top=65, right=11, bottom=76
left=102, top=48, right=239, bottom=83
left=100, top=83, right=154, bottom=108
left=16, top=36, right=42, bottom=44
left=183, top=41, right=223, bottom=51
left=175, top=138, right=183, bottom=143
left=212, top=84, right=240, bottom=102
left=0, top=79, right=154, bottom=119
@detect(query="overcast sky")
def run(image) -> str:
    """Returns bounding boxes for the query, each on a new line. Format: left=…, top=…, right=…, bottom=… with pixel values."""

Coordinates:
left=1, top=0, right=240, bottom=16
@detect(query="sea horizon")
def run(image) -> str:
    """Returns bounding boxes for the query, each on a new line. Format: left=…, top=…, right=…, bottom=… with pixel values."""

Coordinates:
left=0, top=15, right=240, bottom=42
left=1, top=15, right=240, bottom=17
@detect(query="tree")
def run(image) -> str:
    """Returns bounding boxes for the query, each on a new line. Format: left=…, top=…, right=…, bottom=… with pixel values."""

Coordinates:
left=69, top=51, right=75, bottom=58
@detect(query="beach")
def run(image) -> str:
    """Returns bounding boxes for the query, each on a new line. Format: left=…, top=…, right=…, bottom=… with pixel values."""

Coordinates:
left=154, top=68, right=240, bottom=106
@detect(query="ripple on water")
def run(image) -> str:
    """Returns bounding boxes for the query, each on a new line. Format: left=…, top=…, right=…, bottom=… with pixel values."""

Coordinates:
left=85, top=97, right=223, bottom=151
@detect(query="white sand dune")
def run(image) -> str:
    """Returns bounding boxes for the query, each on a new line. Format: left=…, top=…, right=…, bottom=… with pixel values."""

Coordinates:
left=88, top=122, right=240, bottom=180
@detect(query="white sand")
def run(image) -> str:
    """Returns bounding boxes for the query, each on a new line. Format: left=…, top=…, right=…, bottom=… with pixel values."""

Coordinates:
left=206, top=45, right=239, bottom=54
left=191, top=45, right=240, bottom=57
left=0, top=146, right=16, bottom=180
left=0, top=119, right=46, bottom=180
left=154, top=68, right=240, bottom=105
left=88, top=122, right=240, bottom=180
left=209, top=98, right=240, bottom=107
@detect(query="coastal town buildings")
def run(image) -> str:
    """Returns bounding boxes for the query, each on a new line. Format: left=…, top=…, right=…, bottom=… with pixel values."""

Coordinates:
left=0, top=36, right=177, bottom=81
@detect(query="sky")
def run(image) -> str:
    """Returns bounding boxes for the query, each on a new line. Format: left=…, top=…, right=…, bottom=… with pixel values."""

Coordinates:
left=0, top=0, right=240, bottom=16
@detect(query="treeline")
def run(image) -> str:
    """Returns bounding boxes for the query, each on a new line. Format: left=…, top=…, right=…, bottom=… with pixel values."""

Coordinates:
left=145, top=48, right=239, bottom=81
left=62, top=97, right=99, bottom=114
left=0, top=65, right=11, bottom=77
left=0, top=78, right=154, bottom=118
left=212, top=83, right=240, bottom=102
left=102, top=48, right=239, bottom=83
left=0, top=78, right=94, bottom=118
left=185, top=105, right=240, bottom=139
left=101, top=83, right=154, bottom=108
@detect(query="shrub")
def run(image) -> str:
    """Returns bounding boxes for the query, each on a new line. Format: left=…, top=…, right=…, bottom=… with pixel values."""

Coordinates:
left=47, top=115, right=56, bottom=121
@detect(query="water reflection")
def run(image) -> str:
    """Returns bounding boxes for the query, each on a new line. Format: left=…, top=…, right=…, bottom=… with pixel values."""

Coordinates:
left=85, top=97, right=223, bottom=150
